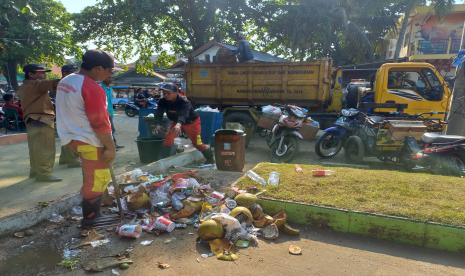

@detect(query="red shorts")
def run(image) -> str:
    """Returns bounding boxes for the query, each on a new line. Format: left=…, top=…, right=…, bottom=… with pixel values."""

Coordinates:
left=163, top=117, right=208, bottom=152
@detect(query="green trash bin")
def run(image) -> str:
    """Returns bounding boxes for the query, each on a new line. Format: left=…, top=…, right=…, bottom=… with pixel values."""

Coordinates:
left=136, top=138, right=164, bottom=164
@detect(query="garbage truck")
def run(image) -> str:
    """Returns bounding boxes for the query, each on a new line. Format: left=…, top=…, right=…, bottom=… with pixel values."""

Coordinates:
left=185, top=59, right=452, bottom=142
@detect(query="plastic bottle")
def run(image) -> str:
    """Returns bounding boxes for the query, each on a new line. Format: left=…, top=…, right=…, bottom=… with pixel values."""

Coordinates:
left=312, top=169, right=335, bottom=177
left=246, top=170, right=267, bottom=186
left=267, top=172, right=280, bottom=187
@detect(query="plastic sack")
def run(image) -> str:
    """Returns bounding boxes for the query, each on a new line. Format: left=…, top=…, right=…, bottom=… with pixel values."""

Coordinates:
left=262, top=105, right=282, bottom=116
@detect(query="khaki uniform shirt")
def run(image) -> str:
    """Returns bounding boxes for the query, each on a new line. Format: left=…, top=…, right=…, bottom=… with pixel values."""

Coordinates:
left=17, top=79, right=59, bottom=127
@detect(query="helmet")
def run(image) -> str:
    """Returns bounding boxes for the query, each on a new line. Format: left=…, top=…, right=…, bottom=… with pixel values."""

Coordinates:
left=229, top=207, right=253, bottom=224
left=159, top=82, right=178, bottom=93
left=198, top=219, right=224, bottom=241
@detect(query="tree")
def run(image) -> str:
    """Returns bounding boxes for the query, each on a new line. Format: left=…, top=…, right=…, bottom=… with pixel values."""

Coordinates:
left=0, top=0, right=76, bottom=89
left=394, top=0, right=455, bottom=59
left=250, top=0, right=402, bottom=64
left=73, top=0, right=255, bottom=71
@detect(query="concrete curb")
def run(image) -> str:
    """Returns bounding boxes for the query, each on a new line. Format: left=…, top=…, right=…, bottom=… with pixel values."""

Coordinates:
left=257, top=197, right=465, bottom=253
left=0, top=133, right=27, bottom=146
left=0, top=149, right=204, bottom=236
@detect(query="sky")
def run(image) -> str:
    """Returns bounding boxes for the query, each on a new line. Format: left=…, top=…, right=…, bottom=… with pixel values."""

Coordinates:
left=59, top=0, right=97, bottom=13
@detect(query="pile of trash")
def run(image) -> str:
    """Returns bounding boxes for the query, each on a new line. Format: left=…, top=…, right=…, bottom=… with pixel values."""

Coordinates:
left=100, top=168, right=300, bottom=262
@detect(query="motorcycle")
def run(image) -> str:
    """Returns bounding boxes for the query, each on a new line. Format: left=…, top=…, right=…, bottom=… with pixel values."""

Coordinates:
left=401, top=117, right=465, bottom=176
left=267, top=105, right=308, bottom=163
left=343, top=112, right=446, bottom=164
left=315, top=108, right=364, bottom=158
left=125, top=98, right=157, bottom=117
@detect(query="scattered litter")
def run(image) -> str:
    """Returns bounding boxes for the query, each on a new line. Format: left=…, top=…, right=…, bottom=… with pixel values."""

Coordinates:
left=164, top=237, right=176, bottom=244
left=289, top=245, right=302, bottom=255
left=201, top=253, right=214, bottom=258
left=267, top=171, right=280, bottom=187
left=90, top=239, right=110, bottom=248
left=312, top=169, right=335, bottom=177
left=140, top=240, right=154, bottom=246
left=235, top=240, right=250, bottom=248
left=21, top=241, right=34, bottom=248
left=48, top=213, right=65, bottom=223
left=63, top=248, right=81, bottom=259
left=157, top=262, right=170, bottom=269
left=71, top=206, right=83, bottom=216
left=112, top=268, right=120, bottom=275
left=154, top=216, right=176, bottom=232
left=294, top=165, right=303, bottom=173
left=188, top=232, right=195, bottom=235
left=118, top=224, right=142, bottom=239
left=13, top=232, right=25, bottom=238
left=146, top=113, right=155, bottom=118
left=246, top=170, right=267, bottom=186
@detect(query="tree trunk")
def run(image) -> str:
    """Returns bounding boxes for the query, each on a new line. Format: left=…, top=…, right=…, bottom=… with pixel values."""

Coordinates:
left=394, top=0, right=416, bottom=59
left=2, top=60, right=18, bottom=91
left=446, top=66, right=465, bottom=136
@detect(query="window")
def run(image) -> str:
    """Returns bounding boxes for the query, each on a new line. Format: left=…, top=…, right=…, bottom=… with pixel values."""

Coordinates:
left=387, top=69, right=444, bottom=101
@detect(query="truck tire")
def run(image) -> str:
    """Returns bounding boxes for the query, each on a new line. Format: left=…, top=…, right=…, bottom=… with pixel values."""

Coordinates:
left=223, top=112, right=256, bottom=148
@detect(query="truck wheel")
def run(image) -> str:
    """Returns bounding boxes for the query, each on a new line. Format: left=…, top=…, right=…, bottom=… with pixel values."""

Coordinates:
left=223, top=112, right=256, bottom=147
left=344, top=135, right=365, bottom=163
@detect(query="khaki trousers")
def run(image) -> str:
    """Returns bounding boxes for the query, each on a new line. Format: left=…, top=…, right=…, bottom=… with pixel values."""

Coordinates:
left=26, top=121, right=56, bottom=177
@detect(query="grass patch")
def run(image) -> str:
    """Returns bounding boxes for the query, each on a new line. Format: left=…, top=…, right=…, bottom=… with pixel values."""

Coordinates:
left=236, top=163, right=465, bottom=226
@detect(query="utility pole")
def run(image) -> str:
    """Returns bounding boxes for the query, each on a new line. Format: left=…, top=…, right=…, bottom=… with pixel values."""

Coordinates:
left=446, top=21, right=465, bottom=135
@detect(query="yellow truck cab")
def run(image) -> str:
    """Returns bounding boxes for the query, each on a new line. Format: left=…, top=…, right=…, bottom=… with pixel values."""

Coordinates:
left=372, top=62, right=451, bottom=118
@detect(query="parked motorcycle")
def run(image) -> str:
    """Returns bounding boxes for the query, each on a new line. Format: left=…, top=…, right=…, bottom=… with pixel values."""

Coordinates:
left=267, top=105, right=308, bottom=163
left=125, top=98, right=157, bottom=117
left=343, top=112, right=446, bottom=164
left=401, top=117, right=464, bottom=176
left=315, top=108, right=364, bottom=158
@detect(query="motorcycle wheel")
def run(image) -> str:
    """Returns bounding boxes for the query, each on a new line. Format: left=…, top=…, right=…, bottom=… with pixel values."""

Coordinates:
left=270, top=136, right=299, bottom=163
left=344, top=135, right=365, bottom=163
left=315, top=132, right=343, bottom=158
left=125, top=108, right=137, bottom=117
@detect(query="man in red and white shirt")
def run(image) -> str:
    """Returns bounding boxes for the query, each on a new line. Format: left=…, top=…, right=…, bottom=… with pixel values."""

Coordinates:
left=56, top=49, right=115, bottom=228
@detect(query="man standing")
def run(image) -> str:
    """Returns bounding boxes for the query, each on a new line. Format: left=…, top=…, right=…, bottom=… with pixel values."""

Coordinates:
left=155, top=82, right=214, bottom=163
left=17, top=64, right=61, bottom=182
left=100, top=76, right=123, bottom=149
left=58, top=64, right=81, bottom=167
left=56, top=50, right=115, bottom=228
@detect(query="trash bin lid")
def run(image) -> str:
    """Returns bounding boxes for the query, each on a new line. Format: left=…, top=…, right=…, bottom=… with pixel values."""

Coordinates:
left=215, top=129, right=245, bottom=136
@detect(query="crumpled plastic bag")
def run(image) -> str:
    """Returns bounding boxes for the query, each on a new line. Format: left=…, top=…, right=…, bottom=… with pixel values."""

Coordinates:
left=262, top=105, right=282, bottom=116
left=149, top=182, right=171, bottom=206
left=211, top=213, right=258, bottom=245
left=171, top=192, right=187, bottom=211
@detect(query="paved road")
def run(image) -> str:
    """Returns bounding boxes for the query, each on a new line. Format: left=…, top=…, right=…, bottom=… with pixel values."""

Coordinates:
left=0, top=111, right=142, bottom=218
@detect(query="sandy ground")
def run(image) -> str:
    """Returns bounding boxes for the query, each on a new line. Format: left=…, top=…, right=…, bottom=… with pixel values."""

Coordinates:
left=1, top=112, right=464, bottom=275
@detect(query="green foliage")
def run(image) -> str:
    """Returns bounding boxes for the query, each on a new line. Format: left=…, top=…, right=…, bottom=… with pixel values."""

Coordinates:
left=0, top=0, right=76, bottom=65
left=58, top=258, right=79, bottom=271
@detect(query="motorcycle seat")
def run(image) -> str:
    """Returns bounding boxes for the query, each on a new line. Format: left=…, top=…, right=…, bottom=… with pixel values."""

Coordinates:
left=367, top=116, right=384, bottom=124
left=421, top=132, right=465, bottom=144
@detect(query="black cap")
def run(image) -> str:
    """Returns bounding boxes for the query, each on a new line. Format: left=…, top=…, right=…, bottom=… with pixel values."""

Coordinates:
left=23, top=64, right=51, bottom=75
left=61, top=64, right=78, bottom=73
left=81, top=49, right=114, bottom=70
left=159, top=82, right=178, bottom=93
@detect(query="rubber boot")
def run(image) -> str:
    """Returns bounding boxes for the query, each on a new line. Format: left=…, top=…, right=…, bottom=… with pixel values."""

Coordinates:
left=201, top=147, right=215, bottom=164
left=81, top=197, right=102, bottom=229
